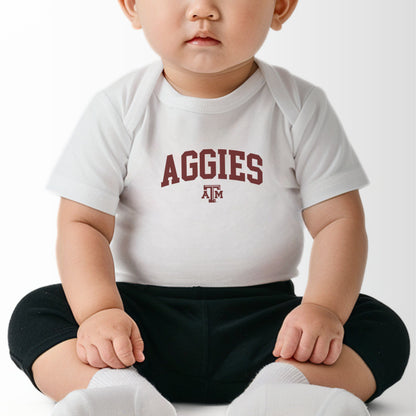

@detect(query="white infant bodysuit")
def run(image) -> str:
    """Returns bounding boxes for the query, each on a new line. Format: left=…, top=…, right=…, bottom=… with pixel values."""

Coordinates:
left=46, top=57, right=370, bottom=287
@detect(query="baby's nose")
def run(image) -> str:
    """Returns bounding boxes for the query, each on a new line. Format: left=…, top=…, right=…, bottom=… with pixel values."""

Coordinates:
left=186, top=3, right=220, bottom=21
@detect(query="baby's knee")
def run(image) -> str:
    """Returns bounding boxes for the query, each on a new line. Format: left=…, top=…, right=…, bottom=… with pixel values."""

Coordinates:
left=8, top=283, right=78, bottom=382
left=8, top=284, right=66, bottom=335
left=344, top=293, right=411, bottom=402
left=361, top=294, right=410, bottom=370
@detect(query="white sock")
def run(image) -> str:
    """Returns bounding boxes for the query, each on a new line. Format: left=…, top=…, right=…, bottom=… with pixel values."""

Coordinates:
left=87, top=366, right=153, bottom=388
left=244, top=362, right=310, bottom=392
left=51, top=367, right=177, bottom=416
left=226, top=383, right=370, bottom=416
left=226, top=363, right=370, bottom=416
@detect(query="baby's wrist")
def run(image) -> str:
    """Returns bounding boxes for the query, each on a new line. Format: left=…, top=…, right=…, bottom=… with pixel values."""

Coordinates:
left=300, top=301, right=344, bottom=324
left=78, top=306, right=125, bottom=325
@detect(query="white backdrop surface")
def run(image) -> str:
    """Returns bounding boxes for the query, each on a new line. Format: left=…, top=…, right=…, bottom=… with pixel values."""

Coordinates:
left=0, top=1, right=414, bottom=415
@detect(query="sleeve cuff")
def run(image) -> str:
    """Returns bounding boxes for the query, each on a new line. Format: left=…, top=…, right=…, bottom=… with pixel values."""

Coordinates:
left=45, top=174, right=119, bottom=216
left=300, top=168, right=370, bottom=210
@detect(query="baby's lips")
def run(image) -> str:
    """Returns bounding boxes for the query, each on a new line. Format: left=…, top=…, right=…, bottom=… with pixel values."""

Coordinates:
left=187, top=30, right=220, bottom=42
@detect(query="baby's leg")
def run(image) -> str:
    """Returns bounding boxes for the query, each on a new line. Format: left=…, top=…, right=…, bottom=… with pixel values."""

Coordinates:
left=226, top=345, right=373, bottom=416
left=33, top=339, right=176, bottom=415
left=8, top=284, right=177, bottom=415
left=32, top=338, right=98, bottom=401
left=274, top=344, right=376, bottom=402
left=226, top=292, right=410, bottom=415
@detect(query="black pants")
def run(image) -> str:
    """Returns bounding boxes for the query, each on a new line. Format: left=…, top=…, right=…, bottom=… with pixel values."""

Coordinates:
left=8, top=280, right=410, bottom=404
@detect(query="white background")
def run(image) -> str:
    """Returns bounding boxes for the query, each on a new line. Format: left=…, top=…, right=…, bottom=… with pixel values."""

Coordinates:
left=0, top=1, right=414, bottom=415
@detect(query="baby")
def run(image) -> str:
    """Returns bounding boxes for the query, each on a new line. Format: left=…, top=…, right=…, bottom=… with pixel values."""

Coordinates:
left=8, top=1, right=410, bottom=415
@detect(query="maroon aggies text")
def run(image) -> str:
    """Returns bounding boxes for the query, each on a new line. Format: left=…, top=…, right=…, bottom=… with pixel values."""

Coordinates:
left=161, top=149, right=263, bottom=187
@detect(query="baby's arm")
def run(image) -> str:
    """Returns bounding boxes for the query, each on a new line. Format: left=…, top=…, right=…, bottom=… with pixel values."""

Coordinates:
left=56, top=197, right=145, bottom=368
left=273, top=190, right=367, bottom=364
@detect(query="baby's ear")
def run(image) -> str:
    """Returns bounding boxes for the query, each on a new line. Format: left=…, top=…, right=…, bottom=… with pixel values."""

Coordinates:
left=271, top=0, right=298, bottom=31
left=117, top=0, right=142, bottom=30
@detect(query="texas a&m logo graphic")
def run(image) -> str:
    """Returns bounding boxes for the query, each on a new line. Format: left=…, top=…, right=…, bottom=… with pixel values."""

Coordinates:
left=201, top=185, right=223, bottom=203
left=160, top=148, right=263, bottom=203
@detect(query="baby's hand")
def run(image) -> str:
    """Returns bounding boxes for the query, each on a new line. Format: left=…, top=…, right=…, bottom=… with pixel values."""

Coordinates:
left=272, top=303, right=344, bottom=365
left=76, top=308, right=145, bottom=369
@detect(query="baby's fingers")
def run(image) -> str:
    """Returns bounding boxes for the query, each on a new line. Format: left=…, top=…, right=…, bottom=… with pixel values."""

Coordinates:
left=323, top=338, right=343, bottom=365
left=86, top=344, right=108, bottom=368
left=294, top=331, right=318, bottom=362
left=309, top=336, right=331, bottom=364
left=113, top=335, right=136, bottom=367
left=275, top=326, right=302, bottom=360
left=76, top=342, right=88, bottom=364
left=130, top=323, right=145, bottom=362
left=98, top=339, right=126, bottom=369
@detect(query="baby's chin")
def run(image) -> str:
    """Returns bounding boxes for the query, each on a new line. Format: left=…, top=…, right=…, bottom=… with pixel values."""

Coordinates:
left=164, top=54, right=258, bottom=78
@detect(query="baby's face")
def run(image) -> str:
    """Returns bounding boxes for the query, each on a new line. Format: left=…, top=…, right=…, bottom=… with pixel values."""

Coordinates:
left=127, top=0, right=292, bottom=75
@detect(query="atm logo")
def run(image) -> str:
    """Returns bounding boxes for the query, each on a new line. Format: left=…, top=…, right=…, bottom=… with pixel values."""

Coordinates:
left=201, top=185, right=223, bottom=203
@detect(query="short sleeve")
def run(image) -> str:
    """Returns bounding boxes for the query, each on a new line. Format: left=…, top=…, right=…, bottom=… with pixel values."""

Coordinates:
left=45, top=91, right=132, bottom=215
left=291, top=86, right=370, bottom=211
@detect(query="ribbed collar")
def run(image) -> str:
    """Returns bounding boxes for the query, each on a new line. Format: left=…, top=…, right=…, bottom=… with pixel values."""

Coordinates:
left=154, top=63, right=265, bottom=114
